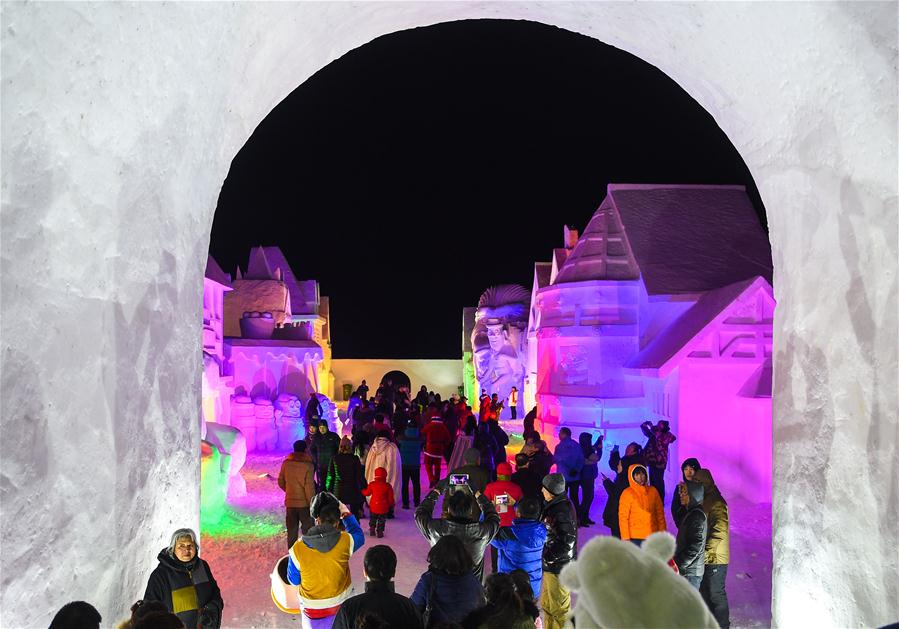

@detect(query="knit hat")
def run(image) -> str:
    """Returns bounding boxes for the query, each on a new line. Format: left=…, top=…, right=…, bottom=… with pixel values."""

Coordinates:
left=374, top=466, right=387, bottom=480
left=310, top=491, right=339, bottom=519
left=542, top=473, right=566, bottom=496
left=496, top=462, right=513, bottom=478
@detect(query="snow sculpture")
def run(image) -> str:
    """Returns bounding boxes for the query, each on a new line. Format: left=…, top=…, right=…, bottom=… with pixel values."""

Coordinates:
left=200, top=441, right=228, bottom=525
left=204, top=422, right=248, bottom=499
left=239, top=311, right=276, bottom=339
left=252, top=397, right=279, bottom=452
left=274, top=393, right=305, bottom=449
left=471, top=285, right=530, bottom=417
left=230, top=395, right=257, bottom=452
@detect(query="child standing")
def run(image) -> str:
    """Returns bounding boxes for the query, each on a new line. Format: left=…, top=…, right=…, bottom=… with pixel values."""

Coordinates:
left=361, top=467, right=395, bottom=538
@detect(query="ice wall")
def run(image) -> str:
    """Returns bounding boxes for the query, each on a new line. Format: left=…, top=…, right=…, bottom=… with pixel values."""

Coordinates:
left=1, top=3, right=895, bottom=627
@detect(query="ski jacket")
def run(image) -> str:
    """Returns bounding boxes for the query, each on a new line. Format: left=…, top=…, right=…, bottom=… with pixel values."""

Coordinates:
left=287, top=515, right=365, bottom=610
left=542, top=494, right=578, bottom=574
left=489, top=518, right=547, bottom=598
left=618, top=464, right=667, bottom=541
left=672, top=480, right=708, bottom=577
left=144, top=550, right=223, bottom=629
left=398, top=426, right=424, bottom=466
left=361, top=469, right=395, bottom=515
left=278, top=452, right=315, bottom=508
left=311, top=431, right=341, bottom=472
left=693, top=469, right=730, bottom=564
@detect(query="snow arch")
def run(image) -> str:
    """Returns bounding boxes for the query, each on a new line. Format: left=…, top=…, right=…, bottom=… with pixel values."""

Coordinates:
left=1, top=3, right=896, bottom=627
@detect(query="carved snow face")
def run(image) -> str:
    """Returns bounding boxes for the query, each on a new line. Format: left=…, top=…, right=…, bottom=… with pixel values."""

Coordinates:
left=486, top=322, right=508, bottom=352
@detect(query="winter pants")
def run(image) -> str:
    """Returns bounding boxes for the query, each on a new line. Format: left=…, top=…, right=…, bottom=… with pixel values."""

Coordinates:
left=424, top=454, right=442, bottom=487
left=401, top=465, right=421, bottom=507
left=578, top=478, right=595, bottom=523
left=286, top=507, right=313, bottom=550
left=565, top=480, right=581, bottom=518
left=540, top=571, right=570, bottom=629
left=700, top=564, right=730, bottom=629
left=369, top=513, right=386, bottom=535
left=510, top=406, right=517, bottom=420
left=649, top=466, right=666, bottom=506
left=685, top=574, right=702, bottom=589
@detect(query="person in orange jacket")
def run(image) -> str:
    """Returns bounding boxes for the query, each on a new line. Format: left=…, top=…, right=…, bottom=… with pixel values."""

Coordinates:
left=361, top=467, right=395, bottom=539
left=618, top=463, right=666, bottom=546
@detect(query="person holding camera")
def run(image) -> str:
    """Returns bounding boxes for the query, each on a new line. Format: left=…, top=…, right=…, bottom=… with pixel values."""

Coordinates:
left=414, top=474, right=501, bottom=583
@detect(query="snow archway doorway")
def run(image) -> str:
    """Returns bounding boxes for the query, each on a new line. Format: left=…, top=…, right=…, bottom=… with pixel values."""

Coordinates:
left=2, top=4, right=895, bottom=629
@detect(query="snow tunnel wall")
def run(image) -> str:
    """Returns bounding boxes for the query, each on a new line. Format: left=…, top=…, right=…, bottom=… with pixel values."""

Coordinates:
left=1, top=3, right=896, bottom=627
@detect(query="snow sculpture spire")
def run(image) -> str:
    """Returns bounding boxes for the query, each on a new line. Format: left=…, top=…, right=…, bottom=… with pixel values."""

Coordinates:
left=554, top=199, right=640, bottom=283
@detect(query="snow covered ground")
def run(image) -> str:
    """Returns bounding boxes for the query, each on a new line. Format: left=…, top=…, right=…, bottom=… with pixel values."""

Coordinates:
left=201, top=452, right=771, bottom=628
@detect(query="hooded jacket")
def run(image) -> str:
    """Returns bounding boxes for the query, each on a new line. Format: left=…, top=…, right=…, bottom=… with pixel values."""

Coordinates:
left=361, top=467, right=395, bottom=515
left=489, top=518, right=547, bottom=597
left=414, top=489, right=501, bottom=583
left=365, top=436, right=401, bottom=499
left=692, top=469, right=729, bottom=564
left=287, top=515, right=365, bottom=611
left=278, top=451, right=315, bottom=508
left=602, top=450, right=646, bottom=531
left=398, top=426, right=424, bottom=466
left=618, top=464, right=666, bottom=541
left=144, top=549, right=223, bottom=629
left=672, top=480, right=708, bottom=577
left=542, top=493, right=578, bottom=574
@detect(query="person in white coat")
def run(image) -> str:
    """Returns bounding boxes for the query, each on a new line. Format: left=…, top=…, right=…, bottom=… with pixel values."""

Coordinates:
left=364, top=430, right=401, bottom=519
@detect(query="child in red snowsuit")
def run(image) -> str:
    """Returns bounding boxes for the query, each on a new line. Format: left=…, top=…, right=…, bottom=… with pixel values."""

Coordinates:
left=361, top=467, right=395, bottom=538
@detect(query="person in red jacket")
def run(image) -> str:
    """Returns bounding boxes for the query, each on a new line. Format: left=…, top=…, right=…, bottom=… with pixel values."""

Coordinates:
left=484, top=462, right=524, bottom=573
left=421, top=415, right=451, bottom=488
left=361, top=467, right=395, bottom=538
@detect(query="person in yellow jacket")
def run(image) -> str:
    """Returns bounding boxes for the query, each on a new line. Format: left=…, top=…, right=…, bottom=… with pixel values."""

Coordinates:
left=692, top=468, right=730, bottom=629
left=618, top=464, right=666, bottom=546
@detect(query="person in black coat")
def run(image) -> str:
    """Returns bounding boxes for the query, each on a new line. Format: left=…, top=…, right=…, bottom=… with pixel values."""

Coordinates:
left=143, top=528, right=223, bottom=629
left=601, top=442, right=645, bottom=538
left=332, top=545, right=422, bottom=629
left=331, top=437, right=368, bottom=519
left=411, top=535, right=485, bottom=627
left=540, top=473, right=578, bottom=629
left=511, top=453, right=543, bottom=501
left=310, top=421, right=341, bottom=491
left=486, top=419, right=510, bottom=467
left=672, top=480, right=708, bottom=588
left=414, top=478, right=501, bottom=583
left=473, top=422, right=498, bottom=479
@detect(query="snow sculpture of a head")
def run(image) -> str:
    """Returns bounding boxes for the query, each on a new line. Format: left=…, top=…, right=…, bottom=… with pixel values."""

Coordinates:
left=559, top=532, right=719, bottom=629
left=471, top=285, right=530, bottom=407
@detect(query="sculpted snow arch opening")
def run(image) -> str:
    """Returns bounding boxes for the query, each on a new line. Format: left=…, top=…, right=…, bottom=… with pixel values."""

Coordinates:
left=201, top=17, right=775, bottom=625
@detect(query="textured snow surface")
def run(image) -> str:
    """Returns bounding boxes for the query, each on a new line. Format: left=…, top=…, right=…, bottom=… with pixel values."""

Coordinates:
left=1, top=3, right=896, bottom=628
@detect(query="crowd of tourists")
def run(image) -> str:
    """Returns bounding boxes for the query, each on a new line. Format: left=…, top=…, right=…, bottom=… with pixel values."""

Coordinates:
left=49, top=378, right=732, bottom=629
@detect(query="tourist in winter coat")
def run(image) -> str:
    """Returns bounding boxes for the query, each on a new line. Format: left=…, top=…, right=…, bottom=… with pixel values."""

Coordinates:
left=641, top=419, right=677, bottom=505
left=398, top=425, right=424, bottom=508
left=422, top=415, right=451, bottom=487
left=553, top=427, right=585, bottom=517
left=484, top=461, right=525, bottom=573
left=473, top=421, right=498, bottom=478
left=524, top=436, right=555, bottom=482
left=278, top=440, right=316, bottom=548
left=331, top=437, right=367, bottom=520
left=449, top=447, right=491, bottom=496
left=672, top=480, right=708, bottom=588
left=461, top=572, right=536, bottom=629
left=540, top=473, right=578, bottom=629
left=411, top=535, right=485, bottom=627
left=305, top=393, right=323, bottom=429
left=287, top=498, right=365, bottom=619
left=693, top=468, right=731, bottom=629
left=602, top=442, right=645, bottom=537
left=512, top=453, right=543, bottom=502
left=331, top=545, right=422, bottom=629
left=489, top=497, right=547, bottom=598
left=486, top=419, right=510, bottom=467
left=361, top=467, right=395, bottom=538
left=578, top=432, right=603, bottom=527
left=364, top=430, right=401, bottom=513
left=618, top=464, right=667, bottom=544
left=672, top=457, right=702, bottom=519
left=414, top=478, right=501, bottom=583
left=143, top=528, right=223, bottom=629
left=311, top=421, right=341, bottom=491
left=522, top=406, right=538, bottom=443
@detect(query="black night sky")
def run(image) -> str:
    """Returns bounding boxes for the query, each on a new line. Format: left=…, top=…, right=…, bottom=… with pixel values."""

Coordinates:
left=210, top=20, right=766, bottom=359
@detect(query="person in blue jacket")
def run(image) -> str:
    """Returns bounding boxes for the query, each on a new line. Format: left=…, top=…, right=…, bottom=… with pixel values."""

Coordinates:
left=489, top=497, right=548, bottom=599
left=553, top=427, right=585, bottom=518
